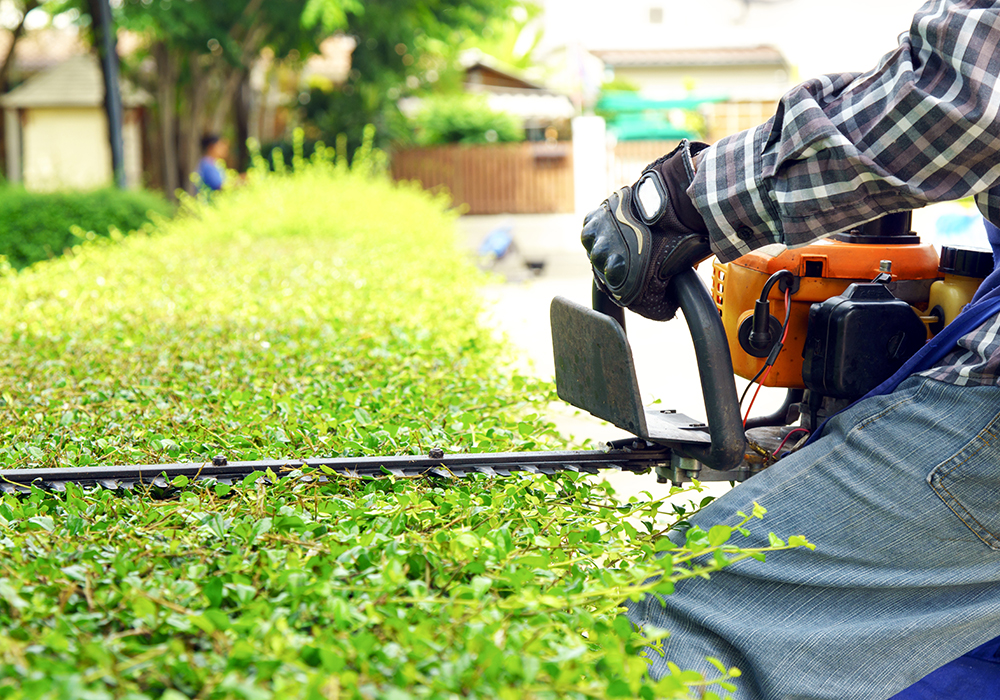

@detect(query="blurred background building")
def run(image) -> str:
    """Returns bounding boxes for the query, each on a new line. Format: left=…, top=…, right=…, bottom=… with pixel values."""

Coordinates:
left=0, top=0, right=950, bottom=218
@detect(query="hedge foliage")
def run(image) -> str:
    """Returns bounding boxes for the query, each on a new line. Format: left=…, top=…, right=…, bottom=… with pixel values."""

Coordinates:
left=410, top=95, right=524, bottom=145
left=0, top=134, right=809, bottom=699
left=0, top=187, right=173, bottom=270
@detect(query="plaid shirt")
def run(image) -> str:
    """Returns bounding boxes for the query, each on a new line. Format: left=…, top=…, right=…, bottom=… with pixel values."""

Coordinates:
left=690, top=0, right=1000, bottom=388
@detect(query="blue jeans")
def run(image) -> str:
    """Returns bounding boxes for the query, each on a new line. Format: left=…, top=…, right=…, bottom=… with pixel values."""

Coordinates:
left=626, top=375, right=1000, bottom=700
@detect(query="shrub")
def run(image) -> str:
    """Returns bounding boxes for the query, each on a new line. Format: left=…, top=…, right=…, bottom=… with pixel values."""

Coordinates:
left=257, top=138, right=322, bottom=170
left=0, top=187, right=173, bottom=269
left=0, top=137, right=808, bottom=699
left=410, top=94, right=525, bottom=145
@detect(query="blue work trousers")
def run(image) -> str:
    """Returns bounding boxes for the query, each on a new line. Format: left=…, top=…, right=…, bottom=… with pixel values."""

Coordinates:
left=626, top=375, right=1000, bottom=699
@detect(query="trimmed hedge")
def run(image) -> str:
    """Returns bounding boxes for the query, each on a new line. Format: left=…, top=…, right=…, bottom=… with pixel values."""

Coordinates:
left=0, top=140, right=808, bottom=699
left=410, top=94, right=525, bottom=146
left=0, top=187, right=173, bottom=269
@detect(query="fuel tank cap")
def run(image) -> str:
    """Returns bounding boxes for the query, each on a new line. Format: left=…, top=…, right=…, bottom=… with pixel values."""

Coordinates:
left=939, top=245, right=994, bottom=279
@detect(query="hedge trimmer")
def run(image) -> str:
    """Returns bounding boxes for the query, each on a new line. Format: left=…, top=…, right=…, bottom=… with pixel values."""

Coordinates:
left=0, top=214, right=984, bottom=494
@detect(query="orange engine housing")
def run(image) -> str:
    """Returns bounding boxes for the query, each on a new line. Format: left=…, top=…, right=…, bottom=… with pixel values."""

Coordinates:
left=711, top=239, right=941, bottom=388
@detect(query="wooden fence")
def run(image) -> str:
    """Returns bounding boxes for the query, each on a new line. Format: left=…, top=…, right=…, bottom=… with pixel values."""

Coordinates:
left=390, top=142, right=574, bottom=215
left=606, top=140, right=680, bottom=192
left=705, top=100, right=778, bottom=142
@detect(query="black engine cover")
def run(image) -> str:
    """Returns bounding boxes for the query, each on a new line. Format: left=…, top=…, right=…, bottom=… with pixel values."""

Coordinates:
left=802, top=283, right=927, bottom=400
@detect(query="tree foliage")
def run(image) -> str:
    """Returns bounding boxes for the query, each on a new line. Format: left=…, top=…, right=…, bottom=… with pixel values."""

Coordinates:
left=0, top=0, right=42, bottom=91
left=55, top=0, right=331, bottom=193
left=135, top=0, right=330, bottom=189
left=300, top=0, right=521, bottom=150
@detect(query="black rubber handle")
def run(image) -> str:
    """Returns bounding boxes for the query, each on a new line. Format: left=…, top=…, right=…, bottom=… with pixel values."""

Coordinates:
left=591, top=269, right=745, bottom=472
left=668, top=269, right=745, bottom=470
left=592, top=281, right=626, bottom=333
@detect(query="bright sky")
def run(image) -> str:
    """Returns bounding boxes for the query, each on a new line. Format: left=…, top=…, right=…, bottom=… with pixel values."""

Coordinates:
left=537, top=0, right=925, bottom=80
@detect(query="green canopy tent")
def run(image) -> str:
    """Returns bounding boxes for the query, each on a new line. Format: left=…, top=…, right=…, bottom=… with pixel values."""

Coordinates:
left=597, top=91, right=727, bottom=141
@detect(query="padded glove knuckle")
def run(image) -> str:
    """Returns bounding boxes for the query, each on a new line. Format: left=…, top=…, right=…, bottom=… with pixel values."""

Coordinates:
left=579, top=140, right=713, bottom=321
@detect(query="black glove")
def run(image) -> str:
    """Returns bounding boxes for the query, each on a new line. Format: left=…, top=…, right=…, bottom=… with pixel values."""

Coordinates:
left=581, top=140, right=712, bottom=321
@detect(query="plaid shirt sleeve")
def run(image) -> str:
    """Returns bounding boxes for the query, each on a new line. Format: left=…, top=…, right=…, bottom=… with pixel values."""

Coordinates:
left=691, top=0, right=1000, bottom=263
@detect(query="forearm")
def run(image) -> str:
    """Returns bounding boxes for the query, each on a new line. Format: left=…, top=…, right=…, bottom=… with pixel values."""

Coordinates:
left=692, top=0, right=1000, bottom=262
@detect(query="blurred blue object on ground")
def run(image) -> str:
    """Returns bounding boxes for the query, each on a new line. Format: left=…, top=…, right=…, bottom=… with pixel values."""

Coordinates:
left=478, top=223, right=514, bottom=259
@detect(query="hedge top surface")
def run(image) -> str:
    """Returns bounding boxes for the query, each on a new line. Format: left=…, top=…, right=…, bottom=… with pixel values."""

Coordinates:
left=0, top=142, right=808, bottom=700
left=0, top=148, right=556, bottom=471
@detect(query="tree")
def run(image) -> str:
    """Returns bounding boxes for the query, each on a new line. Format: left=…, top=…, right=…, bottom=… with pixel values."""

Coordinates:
left=301, top=0, right=521, bottom=151
left=54, top=0, right=333, bottom=194
left=0, top=0, right=42, bottom=93
left=118, top=0, right=331, bottom=193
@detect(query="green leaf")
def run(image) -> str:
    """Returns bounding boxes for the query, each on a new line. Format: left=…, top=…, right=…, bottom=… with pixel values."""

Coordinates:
left=0, top=579, right=27, bottom=611
left=606, top=679, right=633, bottom=697
left=654, top=538, right=675, bottom=553
left=708, top=525, right=732, bottom=547
left=787, top=534, right=816, bottom=550
left=353, top=407, right=373, bottom=426
left=27, top=515, right=54, bottom=532
left=613, top=614, right=634, bottom=640
left=203, top=577, right=224, bottom=608
left=706, top=656, right=726, bottom=673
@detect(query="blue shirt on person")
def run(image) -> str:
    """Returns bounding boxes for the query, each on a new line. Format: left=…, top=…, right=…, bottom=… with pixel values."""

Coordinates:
left=197, top=156, right=224, bottom=192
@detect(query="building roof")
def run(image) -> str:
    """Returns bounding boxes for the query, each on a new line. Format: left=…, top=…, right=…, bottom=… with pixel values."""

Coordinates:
left=465, top=62, right=545, bottom=92
left=591, top=46, right=787, bottom=69
left=1, top=55, right=149, bottom=108
left=459, top=49, right=551, bottom=90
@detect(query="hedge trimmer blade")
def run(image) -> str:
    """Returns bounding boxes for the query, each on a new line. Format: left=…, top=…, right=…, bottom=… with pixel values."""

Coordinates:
left=0, top=443, right=681, bottom=493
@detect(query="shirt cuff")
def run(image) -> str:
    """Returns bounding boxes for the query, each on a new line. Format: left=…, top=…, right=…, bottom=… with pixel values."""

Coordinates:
left=688, top=124, right=783, bottom=263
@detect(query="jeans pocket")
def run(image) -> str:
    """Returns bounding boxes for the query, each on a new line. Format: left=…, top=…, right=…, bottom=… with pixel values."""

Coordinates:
left=927, top=412, right=1000, bottom=551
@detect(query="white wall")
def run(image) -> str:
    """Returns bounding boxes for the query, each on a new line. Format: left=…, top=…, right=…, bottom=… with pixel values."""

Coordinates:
left=537, top=0, right=923, bottom=81
left=572, top=115, right=608, bottom=214
left=19, top=106, right=144, bottom=191
left=23, top=107, right=112, bottom=191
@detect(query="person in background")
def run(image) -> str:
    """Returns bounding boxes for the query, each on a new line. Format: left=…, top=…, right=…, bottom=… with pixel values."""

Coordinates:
left=197, top=134, right=228, bottom=193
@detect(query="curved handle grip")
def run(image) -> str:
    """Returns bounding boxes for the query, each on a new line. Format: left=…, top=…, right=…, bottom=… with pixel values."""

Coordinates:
left=591, top=270, right=745, bottom=472
left=667, top=269, right=745, bottom=470
left=592, top=281, right=626, bottom=333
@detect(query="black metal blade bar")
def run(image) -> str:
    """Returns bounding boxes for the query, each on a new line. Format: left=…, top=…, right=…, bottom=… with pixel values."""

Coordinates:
left=0, top=445, right=674, bottom=493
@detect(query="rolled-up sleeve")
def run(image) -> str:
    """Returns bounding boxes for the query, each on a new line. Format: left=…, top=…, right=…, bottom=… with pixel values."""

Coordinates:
left=691, top=0, right=1000, bottom=262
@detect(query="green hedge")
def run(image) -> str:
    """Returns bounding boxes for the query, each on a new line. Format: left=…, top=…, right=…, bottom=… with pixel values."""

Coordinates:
left=0, top=187, right=173, bottom=269
left=410, top=94, right=525, bottom=145
left=0, top=140, right=808, bottom=699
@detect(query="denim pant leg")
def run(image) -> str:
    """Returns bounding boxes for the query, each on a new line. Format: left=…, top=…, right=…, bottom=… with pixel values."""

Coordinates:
left=626, top=375, right=1000, bottom=700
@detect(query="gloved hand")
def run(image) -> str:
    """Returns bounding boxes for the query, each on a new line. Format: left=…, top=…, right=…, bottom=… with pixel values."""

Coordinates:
left=581, top=139, right=712, bottom=320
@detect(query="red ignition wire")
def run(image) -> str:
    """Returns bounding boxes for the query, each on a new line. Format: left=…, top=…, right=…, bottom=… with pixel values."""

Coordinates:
left=772, top=427, right=811, bottom=457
